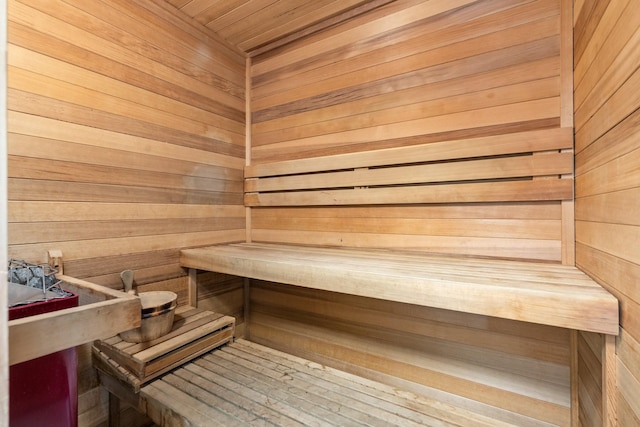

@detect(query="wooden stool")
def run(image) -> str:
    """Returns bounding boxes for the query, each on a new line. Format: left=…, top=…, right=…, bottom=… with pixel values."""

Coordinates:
left=92, top=306, right=235, bottom=427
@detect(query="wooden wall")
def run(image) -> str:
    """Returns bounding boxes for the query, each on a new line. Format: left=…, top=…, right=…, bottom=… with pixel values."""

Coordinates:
left=5, top=0, right=635, bottom=426
left=247, top=0, right=575, bottom=425
left=250, top=0, right=572, bottom=263
left=250, top=280, right=573, bottom=426
left=6, top=0, right=245, bottom=424
left=574, top=0, right=640, bottom=425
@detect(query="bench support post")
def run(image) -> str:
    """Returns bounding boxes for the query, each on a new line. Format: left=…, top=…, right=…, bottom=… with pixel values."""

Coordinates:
left=603, top=334, right=618, bottom=427
left=187, top=268, right=197, bottom=308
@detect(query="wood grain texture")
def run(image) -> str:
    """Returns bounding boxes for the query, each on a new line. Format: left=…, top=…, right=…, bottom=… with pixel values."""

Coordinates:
left=247, top=280, right=572, bottom=426
left=6, top=0, right=246, bottom=422
left=240, top=5, right=581, bottom=425
left=139, top=339, right=523, bottom=427
left=248, top=0, right=570, bottom=266
left=7, top=0, right=246, bottom=279
left=181, top=243, right=619, bottom=335
left=169, top=0, right=396, bottom=55
left=574, top=0, right=640, bottom=425
left=247, top=128, right=573, bottom=262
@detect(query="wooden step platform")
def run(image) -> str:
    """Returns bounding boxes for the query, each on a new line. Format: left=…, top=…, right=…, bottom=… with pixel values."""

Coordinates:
left=94, top=306, right=235, bottom=389
left=139, top=339, right=520, bottom=427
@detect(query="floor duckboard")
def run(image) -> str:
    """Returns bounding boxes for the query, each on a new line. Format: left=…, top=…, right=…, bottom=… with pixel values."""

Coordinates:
left=140, top=339, right=520, bottom=427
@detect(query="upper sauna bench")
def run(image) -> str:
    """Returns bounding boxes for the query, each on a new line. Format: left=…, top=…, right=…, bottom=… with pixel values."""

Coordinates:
left=181, top=128, right=619, bottom=336
left=181, top=242, right=618, bottom=335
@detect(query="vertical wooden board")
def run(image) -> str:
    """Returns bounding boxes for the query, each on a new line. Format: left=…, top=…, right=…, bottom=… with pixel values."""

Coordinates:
left=603, top=334, right=617, bottom=427
left=577, top=332, right=604, bottom=427
left=0, top=0, right=8, bottom=422
left=571, top=330, right=579, bottom=426
left=562, top=200, right=575, bottom=265
left=560, top=0, right=573, bottom=128
left=246, top=57, right=253, bottom=244
left=188, top=268, right=197, bottom=308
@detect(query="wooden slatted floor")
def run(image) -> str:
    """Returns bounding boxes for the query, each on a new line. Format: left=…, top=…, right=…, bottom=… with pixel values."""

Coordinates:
left=140, top=339, right=519, bottom=427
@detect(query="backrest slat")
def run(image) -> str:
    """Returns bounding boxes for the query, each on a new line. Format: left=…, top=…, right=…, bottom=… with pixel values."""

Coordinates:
left=245, top=179, right=573, bottom=206
left=245, top=128, right=573, bottom=178
left=245, top=128, right=574, bottom=207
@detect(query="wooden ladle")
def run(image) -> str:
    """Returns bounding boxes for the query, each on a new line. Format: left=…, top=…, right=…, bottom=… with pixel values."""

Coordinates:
left=120, top=269, right=136, bottom=295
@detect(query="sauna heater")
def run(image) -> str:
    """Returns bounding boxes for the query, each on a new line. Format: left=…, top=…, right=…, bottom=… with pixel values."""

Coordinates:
left=8, top=261, right=79, bottom=427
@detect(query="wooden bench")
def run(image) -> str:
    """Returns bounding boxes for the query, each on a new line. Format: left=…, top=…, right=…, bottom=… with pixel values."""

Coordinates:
left=182, top=128, right=618, bottom=335
left=181, top=242, right=618, bottom=335
left=172, top=128, right=618, bottom=426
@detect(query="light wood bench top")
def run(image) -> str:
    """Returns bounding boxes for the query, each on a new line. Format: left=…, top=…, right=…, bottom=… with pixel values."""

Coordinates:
left=180, top=243, right=619, bottom=335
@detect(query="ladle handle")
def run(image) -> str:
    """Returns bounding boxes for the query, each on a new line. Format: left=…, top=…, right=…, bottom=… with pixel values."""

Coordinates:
left=120, top=270, right=136, bottom=295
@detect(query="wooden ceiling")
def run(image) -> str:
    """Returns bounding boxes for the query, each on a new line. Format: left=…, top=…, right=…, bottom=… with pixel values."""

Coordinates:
left=163, top=0, right=394, bottom=56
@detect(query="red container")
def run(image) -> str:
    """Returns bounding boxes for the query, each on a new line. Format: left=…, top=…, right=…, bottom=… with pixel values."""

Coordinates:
left=9, top=292, right=79, bottom=427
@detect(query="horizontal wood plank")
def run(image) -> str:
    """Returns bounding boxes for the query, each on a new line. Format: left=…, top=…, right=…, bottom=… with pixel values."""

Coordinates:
left=246, top=179, right=573, bottom=206
left=9, top=275, right=141, bottom=365
left=249, top=229, right=562, bottom=261
left=246, top=128, right=573, bottom=177
left=247, top=152, right=572, bottom=192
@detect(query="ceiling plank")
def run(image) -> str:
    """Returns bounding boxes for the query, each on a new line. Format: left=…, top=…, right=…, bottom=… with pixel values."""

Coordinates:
left=163, top=0, right=397, bottom=56
left=247, top=0, right=396, bottom=57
